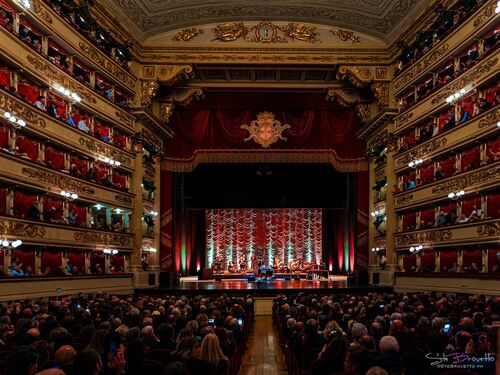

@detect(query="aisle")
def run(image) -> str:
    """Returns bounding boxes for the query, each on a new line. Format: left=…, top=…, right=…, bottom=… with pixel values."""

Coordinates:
left=238, top=316, right=288, bottom=375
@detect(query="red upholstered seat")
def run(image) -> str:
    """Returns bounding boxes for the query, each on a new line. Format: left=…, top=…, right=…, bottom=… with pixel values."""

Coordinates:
left=16, top=134, right=39, bottom=161
left=17, top=82, right=41, bottom=104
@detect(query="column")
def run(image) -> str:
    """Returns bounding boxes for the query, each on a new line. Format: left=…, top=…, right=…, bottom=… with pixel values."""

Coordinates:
left=457, top=250, right=463, bottom=272
left=35, top=249, right=42, bottom=275
left=367, top=157, right=378, bottom=275
left=3, top=249, right=12, bottom=275
left=481, top=249, right=488, bottom=273
left=435, top=250, right=440, bottom=272
left=104, top=254, right=110, bottom=274
left=384, top=133, right=398, bottom=275
left=84, top=251, right=91, bottom=274
left=62, top=251, right=69, bottom=274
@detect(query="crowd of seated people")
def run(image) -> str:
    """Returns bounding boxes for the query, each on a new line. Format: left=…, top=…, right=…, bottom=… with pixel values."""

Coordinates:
left=0, top=293, right=253, bottom=375
left=274, top=291, right=499, bottom=375
left=0, top=65, right=131, bottom=151
left=43, top=0, right=132, bottom=68
left=396, top=0, right=484, bottom=75
left=397, top=84, right=499, bottom=156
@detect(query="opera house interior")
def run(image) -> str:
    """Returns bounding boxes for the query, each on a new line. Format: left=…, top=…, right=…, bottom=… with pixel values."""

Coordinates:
left=0, top=0, right=498, bottom=374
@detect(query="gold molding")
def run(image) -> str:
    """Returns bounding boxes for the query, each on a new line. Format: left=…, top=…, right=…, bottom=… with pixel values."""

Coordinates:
left=330, top=29, right=361, bottom=43
left=172, top=28, right=203, bottom=42
left=477, top=222, right=500, bottom=237
left=78, top=42, right=136, bottom=90
left=478, top=108, right=500, bottom=129
left=157, top=65, right=194, bottom=86
left=141, top=80, right=160, bottom=107
left=395, top=230, right=452, bottom=246
left=142, top=127, right=163, bottom=149
left=163, top=149, right=367, bottom=173
left=431, top=165, right=500, bottom=195
left=371, top=82, right=389, bottom=110
left=159, top=102, right=175, bottom=124
left=0, top=219, right=46, bottom=238
left=22, top=167, right=95, bottom=195
left=394, top=112, right=414, bottom=130
left=395, top=193, right=413, bottom=206
left=26, top=55, right=96, bottom=104
left=325, top=88, right=359, bottom=107
left=336, top=66, right=388, bottom=87
left=73, top=231, right=133, bottom=247
left=240, top=112, right=290, bottom=148
left=114, top=111, right=135, bottom=128
left=473, top=1, right=497, bottom=27
left=31, top=0, right=53, bottom=24
left=115, top=194, right=133, bottom=205
left=0, top=91, right=46, bottom=128
left=355, top=103, right=371, bottom=124
left=396, top=138, right=448, bottom=166
left=172, top=87, right=204, bottom=106
left=78, top=137, right=132, bottom=166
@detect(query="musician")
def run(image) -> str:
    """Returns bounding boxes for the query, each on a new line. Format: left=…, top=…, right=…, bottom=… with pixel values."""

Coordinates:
left=251, top=254, right=258, bottom=271
left=214, top=256, right=223, bottom=274
left=239, top=254, right=247, bottom=272
left=227, top=260, right=236, bottom=273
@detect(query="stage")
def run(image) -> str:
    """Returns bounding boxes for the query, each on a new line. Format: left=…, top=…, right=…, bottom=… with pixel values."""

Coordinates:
left=136, top=275, right=392, bottom=295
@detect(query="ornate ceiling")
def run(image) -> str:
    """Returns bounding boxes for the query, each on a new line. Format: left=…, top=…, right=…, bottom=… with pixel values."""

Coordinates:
left=99, top=0, right=431, bottom=45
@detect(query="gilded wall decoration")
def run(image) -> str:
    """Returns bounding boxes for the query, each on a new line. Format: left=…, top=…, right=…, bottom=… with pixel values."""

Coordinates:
left=144, top=168, right=155, bottom=178
left=172, top=87, right=204, bottom=106
left=172, top=28, right=203, bottom=42
left=241, top=112, right=290, bottom=148
left=114, top=111, right=135, bottom=128
left=157, top=65, right=194, bottom=86
left=374, top=166, right=386, bottom=178
left=141, top=80, right=160, bottom=107
left=26, top=56, right=96, bottom=104
left=0, top=92, right=46, bottom=128
left=394, top=44, right=449, bottom=92
left=431, top=57, right=498, bottom=105
left=396, top=138, right=447, bottom=166
left=142, top=66, right=155, bottom=78
left=31, top=0, right=53, bottom=24
left=477, top=108, right=500, bottom=129
left=325, top=88, right=359, bottom=107
left=372, top=82, right=389, bottom=110
left=355, top=104, right=371, bottom=124
left=477, top=222, right=500, bottom=237
left=78, top=42, right=136, bottom=89
left=336, top=66, right=376, bottom=87
left=115, top=194, right=133, bottom=205
left=330, top=29, right=360, bottom=43
left=78, top=137, right=132, bottom=166
left=22, top=167, right=95, bottom=195
left=211, top=22, right=319, bottom=44
left=431, top=165, right=500, bottom=194
left=395, top=193, right=413, bottom=206
left=394, top=112, right=414, bottom=130
left=473, top=1, right=497, bottom=27
left=159, top=103, right=175, bottom=124
left=73, top=231, right=133, bottom=247
left=395, top=230, right=452, bottom=246
left=0, top=220, right=46, bottom=238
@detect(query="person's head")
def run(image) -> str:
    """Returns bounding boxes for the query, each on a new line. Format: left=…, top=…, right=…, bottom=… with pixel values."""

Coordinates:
left=6, top=346, right=39, bottom=375
left=366, top=367, right=389, bottom=375
left=351, top=322, right=368, bottom=342
left=173, top=336, right=199, bottom=360
left=379, top=335, right=400, bottom=353
left=200, top=332, right=226, bottom=366
left=73, top=348, right=102, bottom=375
left=87, top=329, right=109, bottom=354
left=344, top=347, right=371, bottom=375
left=55, top=345, right=76, bottom=366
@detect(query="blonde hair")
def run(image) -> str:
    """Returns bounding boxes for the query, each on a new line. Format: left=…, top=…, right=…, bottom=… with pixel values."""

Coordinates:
left=323, top=320, right=343, bottom=338
left=200, top=333, right=227, bottom=366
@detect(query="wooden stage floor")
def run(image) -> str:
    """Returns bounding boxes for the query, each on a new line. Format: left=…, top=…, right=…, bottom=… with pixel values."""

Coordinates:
left=135, top=275, right=392, bottom=295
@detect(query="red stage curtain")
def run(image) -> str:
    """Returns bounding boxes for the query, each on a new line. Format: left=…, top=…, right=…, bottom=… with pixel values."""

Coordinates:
left=14, top=191, right=36, bottom=218
left=41, top=250, right=61, bottom=274
left=487, top=193, right=500, bottom=219
left=164, top=92, right=366, bottom=169
left=16, top=134, right=39, bottom=161
left=440, top=250, right=457, bottom=272
left=0, top=186, right=6, bottom=215
left=45, top=146, right=65, bottom=170
left=160, top=170, right=173, bottom=272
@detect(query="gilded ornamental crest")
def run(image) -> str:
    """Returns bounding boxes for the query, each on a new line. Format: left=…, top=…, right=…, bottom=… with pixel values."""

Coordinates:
left=241, top=112, right=290, bottom=148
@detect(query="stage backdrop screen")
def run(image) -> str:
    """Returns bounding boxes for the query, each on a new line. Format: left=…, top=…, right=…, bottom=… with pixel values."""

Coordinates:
left=205, top=208, right=322, bottom=269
